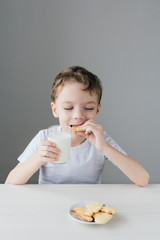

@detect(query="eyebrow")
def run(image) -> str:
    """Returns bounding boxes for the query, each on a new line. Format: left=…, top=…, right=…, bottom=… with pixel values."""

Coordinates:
left=63, top=101, right=97, bottom=105
left=85, top=101, right=97, bottom=105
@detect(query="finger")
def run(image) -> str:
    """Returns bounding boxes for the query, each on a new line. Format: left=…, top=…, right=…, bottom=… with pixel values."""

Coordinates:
left=85, top=122, right=103, bottom=132
left=83, top=129, right=92, bottom=135
left=41, top=156, right=59, bottom=163
left=41, top=140, right=56, bottom=147
left=40, top=145, right=61, bottom=154
left=78, top=120, right=96, bottom=129
left=75, top=131, right=86, bottom=136
left=85, top=127, right=94, bottom=135
left=83, top=119, right=95, bottom=124
left=41, top=150, right=60, bottom=158
left=76, top=126, right=92, bottom=135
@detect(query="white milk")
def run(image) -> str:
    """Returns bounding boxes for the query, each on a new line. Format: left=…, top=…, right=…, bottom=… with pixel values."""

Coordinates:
left=48, top=132, right=71, bottom=163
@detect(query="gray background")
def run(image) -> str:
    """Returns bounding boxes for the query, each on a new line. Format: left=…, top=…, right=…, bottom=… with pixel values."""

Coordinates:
left=0, top=0, right=159, bottom=184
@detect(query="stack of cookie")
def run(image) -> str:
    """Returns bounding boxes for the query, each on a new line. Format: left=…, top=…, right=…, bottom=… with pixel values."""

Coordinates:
left=72, top=202, right=117, bottom=224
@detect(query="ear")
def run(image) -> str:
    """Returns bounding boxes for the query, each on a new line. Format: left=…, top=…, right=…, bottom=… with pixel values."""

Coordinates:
left=51, top=102, right=59, bottom=118
left=96, top=103, right=101, bottom=116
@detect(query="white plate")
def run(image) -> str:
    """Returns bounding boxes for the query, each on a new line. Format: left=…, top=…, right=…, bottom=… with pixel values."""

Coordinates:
left=68, top=201, right=108, bottom=224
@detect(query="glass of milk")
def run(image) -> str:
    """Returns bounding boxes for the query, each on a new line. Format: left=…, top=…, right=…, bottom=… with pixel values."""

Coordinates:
left=47, top=125, right=72, bottom=164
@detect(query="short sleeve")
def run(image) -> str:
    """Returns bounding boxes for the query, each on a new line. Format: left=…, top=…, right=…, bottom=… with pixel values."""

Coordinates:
left=18, top=130, right=47, bottom=163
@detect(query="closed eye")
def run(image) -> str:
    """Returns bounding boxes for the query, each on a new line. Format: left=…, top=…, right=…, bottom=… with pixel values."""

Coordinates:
left=85, top=108, right=94, bottom=110
left=64, top=107, right=94, bottom=110
left=64, top=108, right=73, bottom=110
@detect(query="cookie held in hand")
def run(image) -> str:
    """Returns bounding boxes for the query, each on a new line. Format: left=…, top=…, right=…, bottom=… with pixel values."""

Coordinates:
left=71, top=126, right=85, bottom=132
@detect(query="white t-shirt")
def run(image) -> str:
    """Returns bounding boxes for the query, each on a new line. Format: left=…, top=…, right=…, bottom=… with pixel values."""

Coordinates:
left=18, top=126, right=127, bottom=184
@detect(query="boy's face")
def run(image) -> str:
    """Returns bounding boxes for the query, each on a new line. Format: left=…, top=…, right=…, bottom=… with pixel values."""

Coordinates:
left=51, top=82, right=101, bottom=140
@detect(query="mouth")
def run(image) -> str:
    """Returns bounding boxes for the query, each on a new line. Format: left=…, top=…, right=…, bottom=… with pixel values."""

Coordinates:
left=70, top=123, right=84, bottom=128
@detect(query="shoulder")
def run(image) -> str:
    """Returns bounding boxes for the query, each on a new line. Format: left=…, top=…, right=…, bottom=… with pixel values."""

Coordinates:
left=28, top=128, right=48, bottom=145
left=17, top=127, right=51, bottom=163
left=37, top=128, right=48, bottom=139
left=21, top=127, right=50, bottom=151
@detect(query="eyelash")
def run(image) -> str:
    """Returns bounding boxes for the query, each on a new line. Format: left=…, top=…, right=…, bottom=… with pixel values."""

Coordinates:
left=64, top=108, right=73, bottom=110
left=85, top=108, right=94, bottom=111
left=64, top=108, right=94, bottom=111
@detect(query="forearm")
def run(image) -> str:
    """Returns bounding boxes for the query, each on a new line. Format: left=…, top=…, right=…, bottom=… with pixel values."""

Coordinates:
left=5, top=153, right=42, bottom=185
left=102, top=143, right=149, bottom=187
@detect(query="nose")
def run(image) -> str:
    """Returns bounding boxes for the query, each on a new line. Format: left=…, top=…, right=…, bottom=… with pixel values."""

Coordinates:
left=73, top=107, right=84, bottom=120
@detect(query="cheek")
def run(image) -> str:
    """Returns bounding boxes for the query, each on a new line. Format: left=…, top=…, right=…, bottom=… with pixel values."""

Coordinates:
left=58, top=110, right=71, bottom=120
left=86, top=111, right=97, bottom=119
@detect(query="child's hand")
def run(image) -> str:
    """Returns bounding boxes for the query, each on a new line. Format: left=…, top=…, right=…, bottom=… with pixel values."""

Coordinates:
left=76, top=120, right=108, bottom=152
left=36, top=140, right=61, bottom=165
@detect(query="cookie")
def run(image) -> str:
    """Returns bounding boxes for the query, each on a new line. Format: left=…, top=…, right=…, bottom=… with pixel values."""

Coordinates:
left=83, top=209, right=94, bottom=217
left=86, top=202, right=104, bottom=213
left=72, top=207, right=93, bottom=222
left=93, top=212, right=113, bottom=224
left=71, top=126, right=85, bottom=132
left=101, top=206, right=118, bottom=214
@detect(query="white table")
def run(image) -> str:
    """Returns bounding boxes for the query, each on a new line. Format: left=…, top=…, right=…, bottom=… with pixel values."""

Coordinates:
left=0, top=184, right=159, bottom=240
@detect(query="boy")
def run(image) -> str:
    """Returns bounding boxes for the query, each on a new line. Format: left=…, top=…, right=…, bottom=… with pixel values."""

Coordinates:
left=5, top=66, right=149, bottom=186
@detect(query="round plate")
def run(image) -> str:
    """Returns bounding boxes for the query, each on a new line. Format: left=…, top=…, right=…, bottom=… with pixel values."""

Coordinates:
left=68, top=201, right=108, bottom=224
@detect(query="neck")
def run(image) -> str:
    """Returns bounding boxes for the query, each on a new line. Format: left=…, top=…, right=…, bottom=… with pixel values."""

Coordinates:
left=71, top=135, right=86, bottom=147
